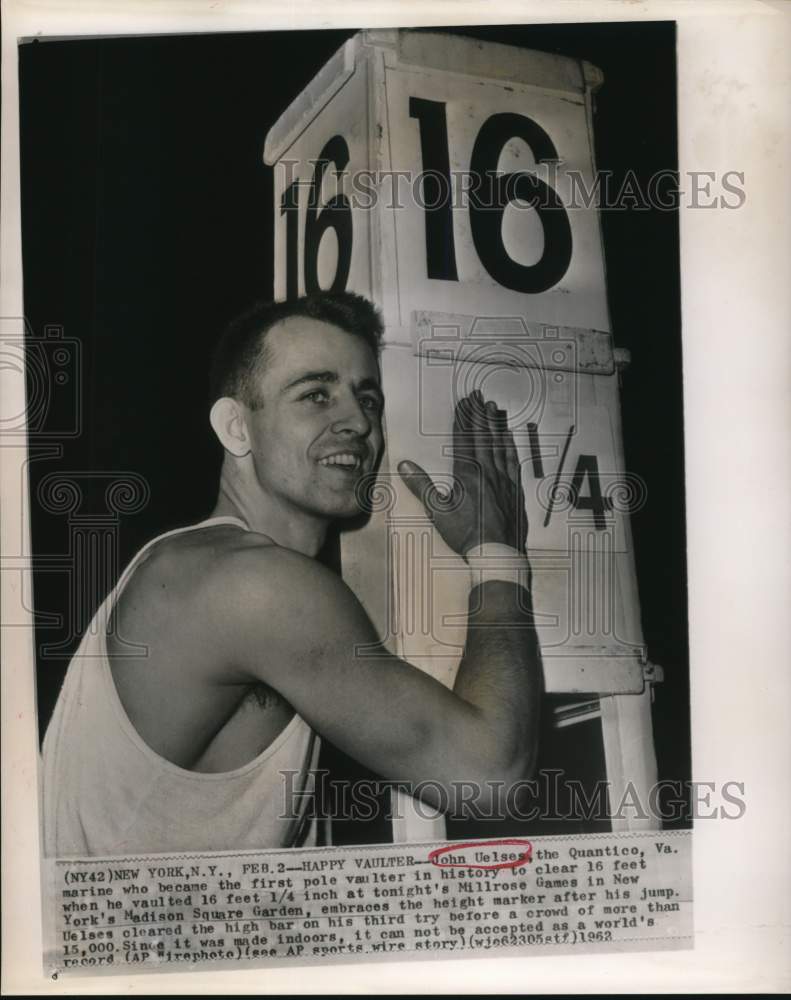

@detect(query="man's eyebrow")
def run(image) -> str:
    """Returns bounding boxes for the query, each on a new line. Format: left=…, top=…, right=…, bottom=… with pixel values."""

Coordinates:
left=282, top=371, right=339, bottom=392
left=282, top=371, right=384, bottom=397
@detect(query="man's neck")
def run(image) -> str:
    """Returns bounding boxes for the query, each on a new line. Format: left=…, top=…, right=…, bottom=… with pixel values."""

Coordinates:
left=211, top=481, right=328, bottom=559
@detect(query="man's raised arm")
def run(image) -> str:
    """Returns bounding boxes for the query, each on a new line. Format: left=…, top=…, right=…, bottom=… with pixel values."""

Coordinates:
left=207, top=391, right=541, bottom=815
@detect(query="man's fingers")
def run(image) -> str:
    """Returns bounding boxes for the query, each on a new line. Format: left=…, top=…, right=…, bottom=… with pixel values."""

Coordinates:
left=397, top=460, right=436, bottom=510
left=504, top=424, right=522, bottom=486
left=453, top=394, right=476, bottom=462
left=495, top=408, right=521, bottom=486
left=490, top=404, right=509, bottom=477
left=473, top=396, right=505, bottom=478
left=473, top=395, right=493, bottom=470
left=454, top=393, right=473, bottom=434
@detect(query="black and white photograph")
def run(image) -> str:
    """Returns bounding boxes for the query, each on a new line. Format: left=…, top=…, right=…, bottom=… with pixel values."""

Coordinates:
left=2, top=1, right=789, bottom=994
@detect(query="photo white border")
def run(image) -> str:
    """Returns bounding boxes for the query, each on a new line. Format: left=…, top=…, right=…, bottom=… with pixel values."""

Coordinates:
left=2, top=0, right=790, bottom=992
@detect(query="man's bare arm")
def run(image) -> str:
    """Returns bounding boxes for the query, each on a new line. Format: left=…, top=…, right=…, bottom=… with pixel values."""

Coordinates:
left=205, top=392, right=541, bottom=812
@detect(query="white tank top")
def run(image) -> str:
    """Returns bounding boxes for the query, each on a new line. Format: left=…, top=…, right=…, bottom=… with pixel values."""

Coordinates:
left=41, top=516, right=320, bottom=858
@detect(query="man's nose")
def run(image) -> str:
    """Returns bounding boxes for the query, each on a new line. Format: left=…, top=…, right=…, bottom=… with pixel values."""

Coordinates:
left=330, top=393, right=371, bottom=437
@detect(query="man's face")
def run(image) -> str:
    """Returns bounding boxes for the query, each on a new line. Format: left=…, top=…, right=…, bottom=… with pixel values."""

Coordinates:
left=245, top=316, right=384, bottom=521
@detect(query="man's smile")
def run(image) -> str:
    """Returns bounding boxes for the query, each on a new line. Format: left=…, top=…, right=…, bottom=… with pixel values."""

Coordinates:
left=317, top=447, right=368, bottom=472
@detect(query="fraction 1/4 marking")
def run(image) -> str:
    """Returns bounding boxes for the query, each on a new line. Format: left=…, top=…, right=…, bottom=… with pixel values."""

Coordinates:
left=525, top=423, right=614, bottom=531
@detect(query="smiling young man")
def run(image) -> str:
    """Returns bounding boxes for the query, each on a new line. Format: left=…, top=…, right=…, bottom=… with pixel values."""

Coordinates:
left=42, top=292, right=542, bottom=857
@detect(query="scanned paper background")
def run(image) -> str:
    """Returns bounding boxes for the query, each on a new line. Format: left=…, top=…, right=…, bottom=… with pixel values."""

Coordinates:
left=2, top=0, right=790, bottom=993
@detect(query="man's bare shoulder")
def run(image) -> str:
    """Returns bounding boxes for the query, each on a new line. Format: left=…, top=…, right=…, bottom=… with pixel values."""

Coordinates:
left=128, top=522, right=269, bottom=585
left=116, top=522, right=367, bottom=680
left=135, top=522, right=341, bottom=611
left=141, top=525, right=374, bottom=691
left=208, top=535, right=348, bottom=610
left=117, top=523, right=279, bottom=618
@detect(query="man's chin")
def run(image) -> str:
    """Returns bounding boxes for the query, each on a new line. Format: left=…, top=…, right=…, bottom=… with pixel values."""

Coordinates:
left=310, top=470, right=379, bottom=520
left=325, top=488, right=375, bottom=522
left=304, top=486, right=363, bottom=520
left=330, top=498, right=367, bottom=520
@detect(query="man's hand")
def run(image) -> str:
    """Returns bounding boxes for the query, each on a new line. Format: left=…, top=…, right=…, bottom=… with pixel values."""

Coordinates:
left=398, top=390, right=527, bottom=556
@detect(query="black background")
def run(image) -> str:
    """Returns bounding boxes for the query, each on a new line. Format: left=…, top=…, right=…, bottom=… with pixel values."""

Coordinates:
left=20, top=21, right=689, bottom=825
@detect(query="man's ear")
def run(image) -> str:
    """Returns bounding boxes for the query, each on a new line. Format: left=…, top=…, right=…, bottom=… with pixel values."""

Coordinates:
left=209, top=397, right=251, bottom=458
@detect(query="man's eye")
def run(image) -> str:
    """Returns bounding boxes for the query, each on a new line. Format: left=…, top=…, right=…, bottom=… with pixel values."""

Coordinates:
left=359, top=395, right=382, bottom=413
left=302, top=389, right=329, bottom=404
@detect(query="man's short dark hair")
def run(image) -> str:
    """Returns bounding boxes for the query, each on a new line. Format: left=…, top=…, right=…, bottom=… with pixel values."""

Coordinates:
left=209, top=292, right=384, bottom=409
